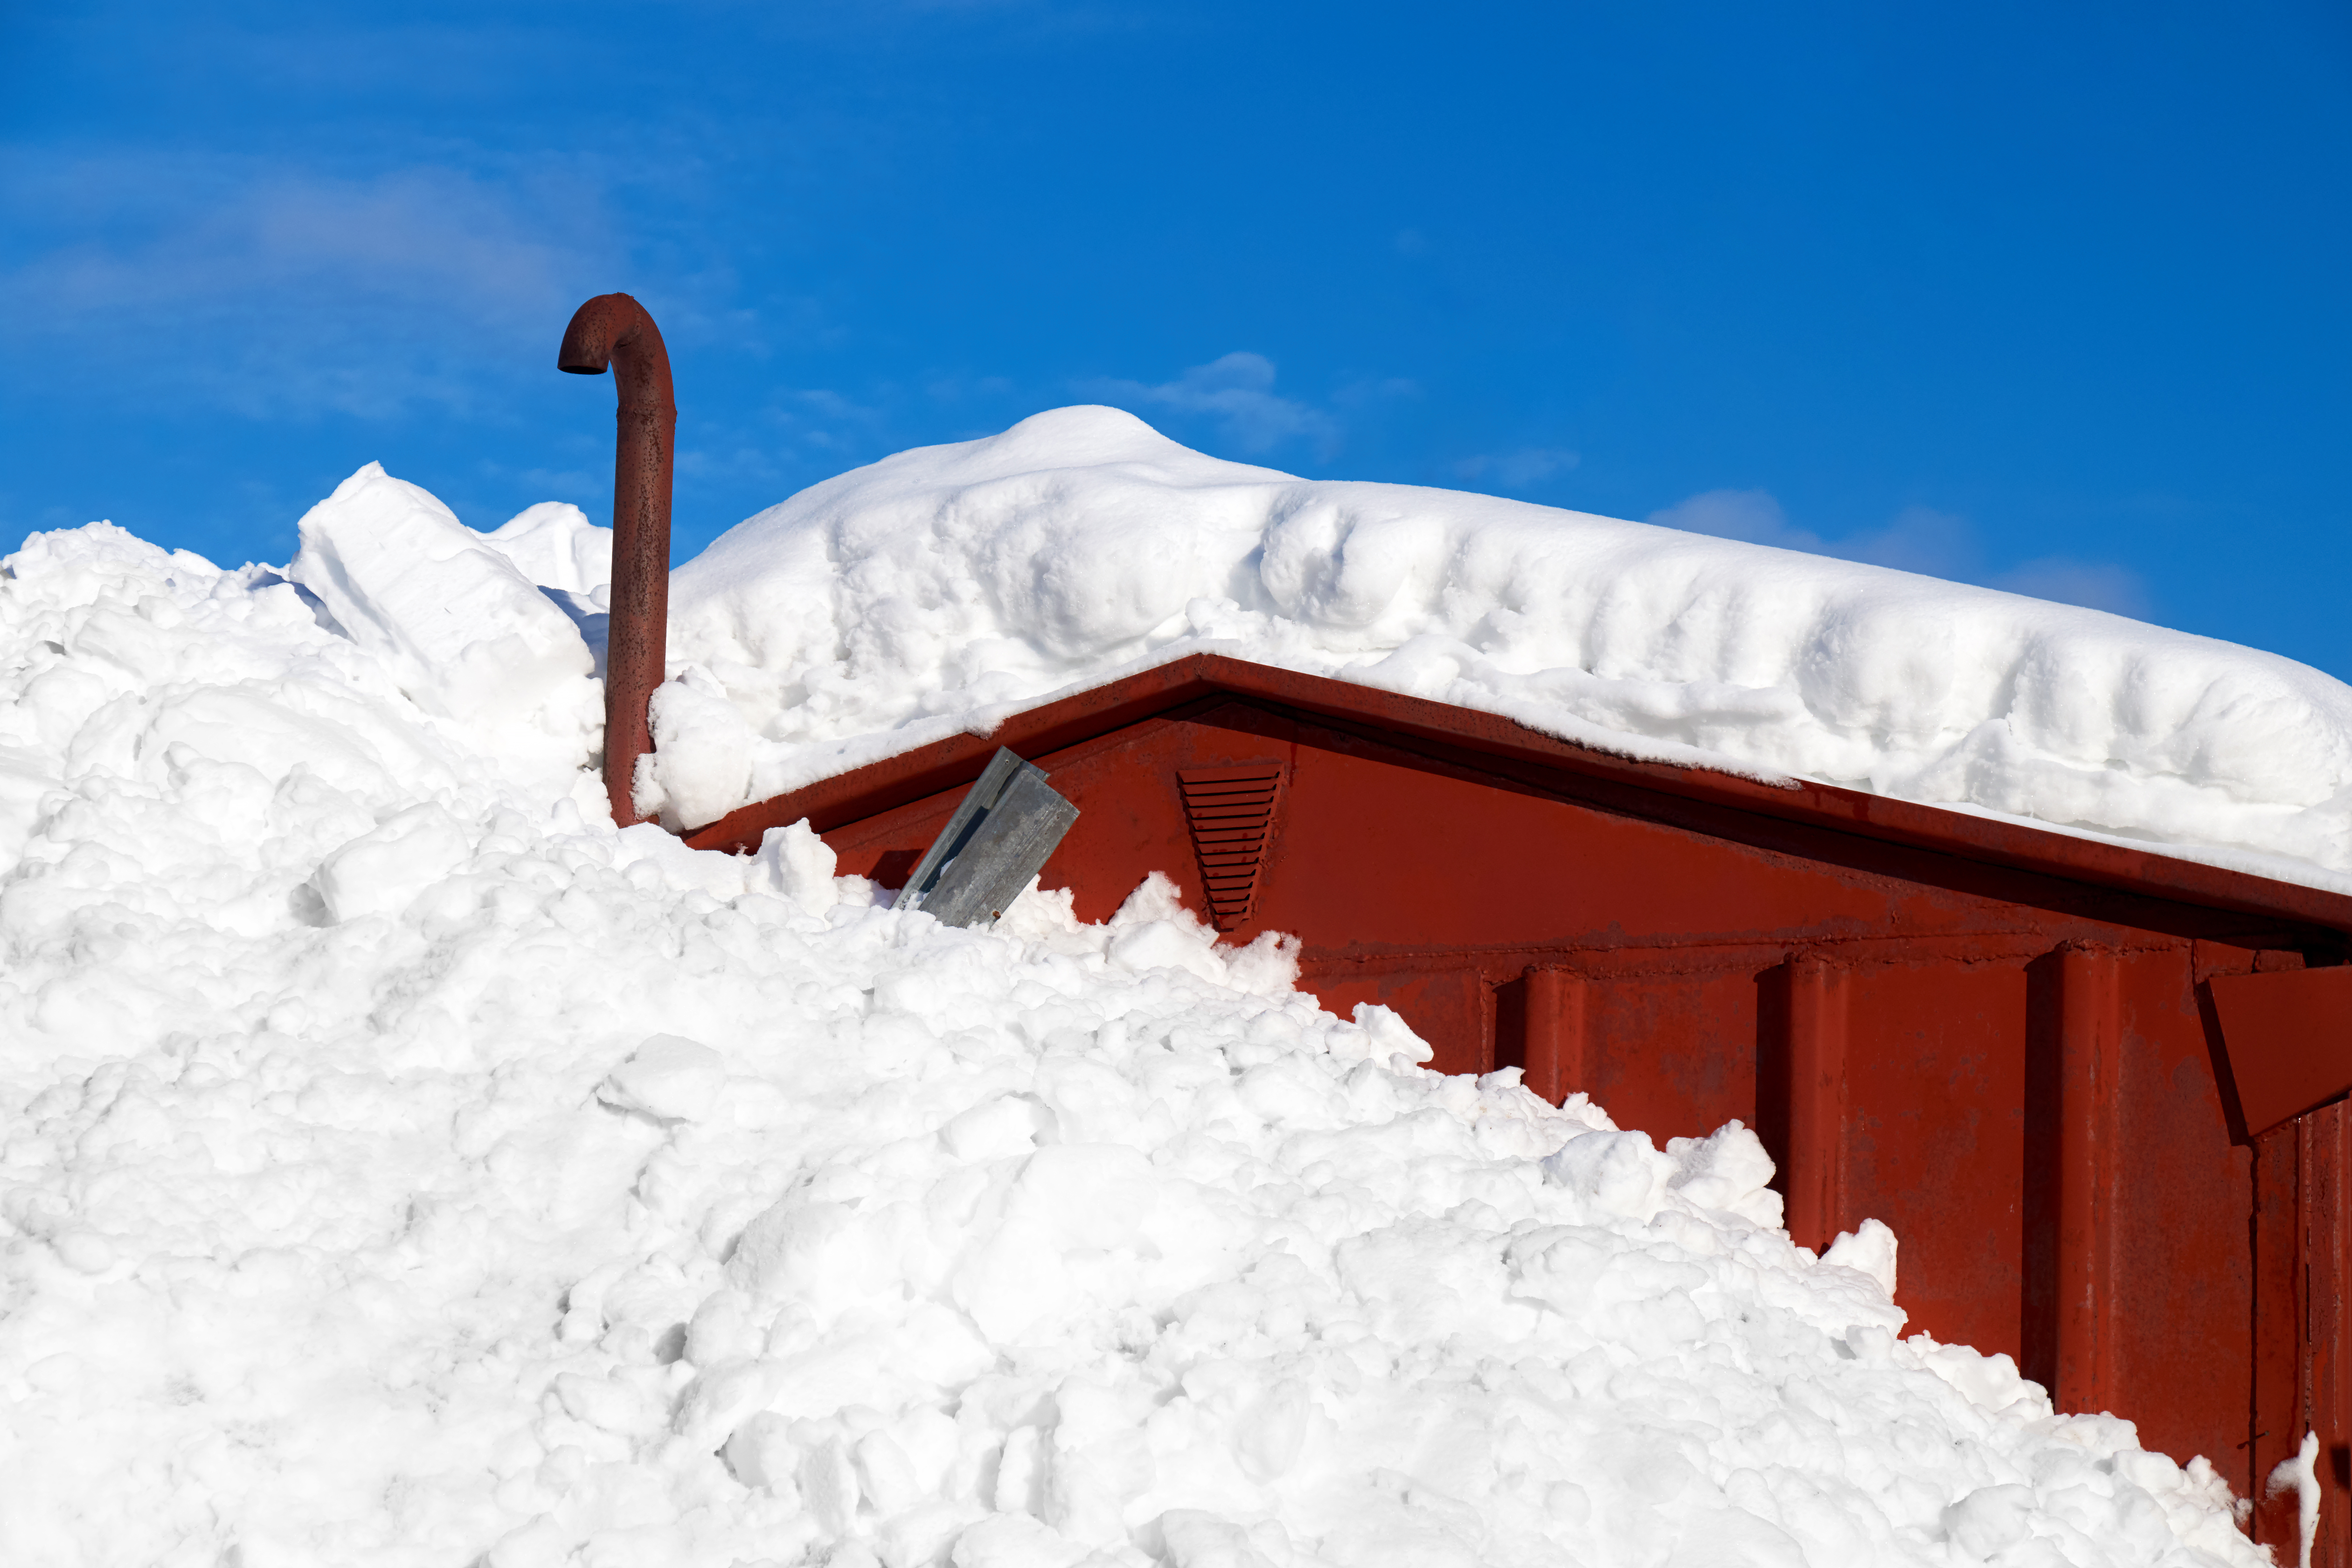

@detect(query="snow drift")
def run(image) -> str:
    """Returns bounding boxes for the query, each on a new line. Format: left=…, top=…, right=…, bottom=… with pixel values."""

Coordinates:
left=649, top=406, right=2352, bottom=895
left=0, top=459, right=2283, bottom=1564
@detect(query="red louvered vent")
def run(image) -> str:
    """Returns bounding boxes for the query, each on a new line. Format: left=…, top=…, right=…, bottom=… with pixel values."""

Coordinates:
left=1178, top=762, right=1288, bottom=931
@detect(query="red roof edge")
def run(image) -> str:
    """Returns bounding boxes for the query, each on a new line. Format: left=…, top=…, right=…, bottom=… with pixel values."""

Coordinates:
left=681, top=652, right=2352, bottom=937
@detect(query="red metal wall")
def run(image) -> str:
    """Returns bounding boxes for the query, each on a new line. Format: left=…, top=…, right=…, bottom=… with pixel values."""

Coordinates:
left=793, top=689, right=2342, bottom=1557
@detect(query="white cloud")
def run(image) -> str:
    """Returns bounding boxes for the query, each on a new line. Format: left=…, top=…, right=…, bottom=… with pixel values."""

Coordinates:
left=508, top=465, right=603, bottom=500
left=1454, top=446, right=1581, bottom=490
left=1993, top=557, right=2151, bottom=617
left=1333, top=375, right=1421, bottom=408
left=1650, top=489, right=2151, bottom=618
left=1087, top=352, right=1340, bottom=458
left=1839, top=504, right=1981, bottom=580
left=1651, top=492, right=1977, bottom=576
left=1646, top=488, right=1821, bottom=549
left=2, top=153, right=619, bottom=418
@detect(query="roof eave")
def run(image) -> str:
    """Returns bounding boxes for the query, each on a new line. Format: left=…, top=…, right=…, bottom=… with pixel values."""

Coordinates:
left=680, top=652, right=2352, bottom=938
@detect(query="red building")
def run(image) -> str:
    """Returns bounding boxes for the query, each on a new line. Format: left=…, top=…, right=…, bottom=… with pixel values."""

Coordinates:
left=688, top=651, right=2352, bottom=1561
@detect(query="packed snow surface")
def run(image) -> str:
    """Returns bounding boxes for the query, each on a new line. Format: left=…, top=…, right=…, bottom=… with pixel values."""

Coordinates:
left=0, top=469, right=2278, bottom=1562
left=652, top=406, right=2352, bottom=893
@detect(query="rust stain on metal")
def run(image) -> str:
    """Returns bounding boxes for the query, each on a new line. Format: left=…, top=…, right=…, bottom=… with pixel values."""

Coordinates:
left=559, top=293, right=675, bottom=828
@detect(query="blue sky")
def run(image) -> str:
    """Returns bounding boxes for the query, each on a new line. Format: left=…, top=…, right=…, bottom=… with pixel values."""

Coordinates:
left=7, top=1, right=2350, bottom=675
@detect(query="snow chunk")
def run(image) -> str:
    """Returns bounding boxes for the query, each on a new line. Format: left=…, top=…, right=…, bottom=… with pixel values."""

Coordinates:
left=289, top=463, right=601, bottom=780
left=642, top=665, right=757, bottom=826
left=1943, top=1483, right=2036, bottom=1557
left=1665, top=1120, right=1784, bottom=1229
left=597, top=1034, right=726, bottom=1123
left=312, top=803, right=470, bottom=923
left=1542, top=1127, right=1678, bottom=1221
left=482, top=501, right=612, bottom=597
left=748, top=819, right=842, bottom=915
left=1824, top=1216, right=1902, bottom=1297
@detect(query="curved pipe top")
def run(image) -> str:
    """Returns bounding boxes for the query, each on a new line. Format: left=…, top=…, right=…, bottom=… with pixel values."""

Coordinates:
left=559, top=292, right=676, bottom=829
left=558, top=292, right=676, bottom=414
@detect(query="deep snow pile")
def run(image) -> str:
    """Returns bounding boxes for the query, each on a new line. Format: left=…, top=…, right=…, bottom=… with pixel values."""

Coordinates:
left=0, top=476, right=2271, bottom=1567
left=651, top=406, right=2352, bottom=893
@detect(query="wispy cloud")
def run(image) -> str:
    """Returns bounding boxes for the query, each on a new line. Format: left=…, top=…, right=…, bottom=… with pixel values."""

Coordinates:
left=1649, top=490, right=1977, bottom=577
left=1646, top=489, right=1811, bottom=547
left=1453, top=447, right=1580, bottom=489
left=1648, top=488, right=2151, bottom=617
left=3, top=153, right=619, bottom=418
left=1332, top=375, right=1421, bottom=409
left=1086, top=352, right=1341, bottom=458
left=1991, top=557, right=2151, bottom=618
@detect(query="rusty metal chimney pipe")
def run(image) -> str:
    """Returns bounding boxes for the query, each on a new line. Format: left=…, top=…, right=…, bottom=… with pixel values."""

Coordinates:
left=558, top=293, right=675, bottom=828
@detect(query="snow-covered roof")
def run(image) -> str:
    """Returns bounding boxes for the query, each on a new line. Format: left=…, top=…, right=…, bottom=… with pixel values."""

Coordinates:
left=638, top=406, right=2352, bottom=897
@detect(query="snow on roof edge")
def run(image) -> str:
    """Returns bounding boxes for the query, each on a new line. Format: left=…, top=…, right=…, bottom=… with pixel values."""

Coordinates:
left=641, top=408, right=2352, bottom=902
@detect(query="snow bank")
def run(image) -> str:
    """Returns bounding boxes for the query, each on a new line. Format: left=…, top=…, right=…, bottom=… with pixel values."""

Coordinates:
left=652, top=406, right=2352, bottom=893
left=0, top=497, right=2268, bottom=1564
